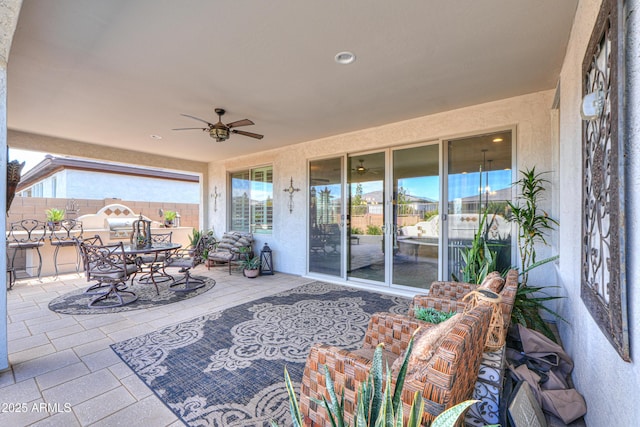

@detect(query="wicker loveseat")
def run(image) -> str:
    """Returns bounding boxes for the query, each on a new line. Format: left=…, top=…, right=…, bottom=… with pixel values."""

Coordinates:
left=410, top=269, right=519, bottom=330
left=207, top=231, right=253, bottom=274
left=299, top=304, right=493, bottom=426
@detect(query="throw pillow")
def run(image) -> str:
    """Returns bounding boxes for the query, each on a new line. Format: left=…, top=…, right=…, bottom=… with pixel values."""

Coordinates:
left=479, top=271, right=505, bottom=293
left=391, top=313, right=460, bottom=374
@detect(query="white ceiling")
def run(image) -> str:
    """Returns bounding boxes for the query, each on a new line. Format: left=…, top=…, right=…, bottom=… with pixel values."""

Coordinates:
left=7, top=1, right=578, bottom=163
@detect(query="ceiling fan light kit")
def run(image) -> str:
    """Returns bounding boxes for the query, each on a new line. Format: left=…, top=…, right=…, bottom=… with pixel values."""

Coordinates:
left=172, top=107, right=264, bottom=142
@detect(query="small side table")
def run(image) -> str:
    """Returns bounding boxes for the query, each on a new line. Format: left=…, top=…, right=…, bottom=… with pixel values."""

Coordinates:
left=462, top=289, right=505, bottom=351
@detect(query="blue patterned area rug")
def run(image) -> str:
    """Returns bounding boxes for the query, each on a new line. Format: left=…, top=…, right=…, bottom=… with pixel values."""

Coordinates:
left=48, top=276, right=216, bottom=315
left=111, top=281, right=409, bottom=427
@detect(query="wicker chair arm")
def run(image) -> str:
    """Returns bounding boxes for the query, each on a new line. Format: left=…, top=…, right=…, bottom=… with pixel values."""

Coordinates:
left=427, top=281, right=477, bottom=299
left=300, top=344, right=373, bottom=427
left=362, top=313, right=434, bottom=355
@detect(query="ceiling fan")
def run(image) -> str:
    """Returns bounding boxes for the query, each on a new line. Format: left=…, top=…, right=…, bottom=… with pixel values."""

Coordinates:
left=351, top=159, right=379, bottom=175
left=172, top=108, right=264, bottom=142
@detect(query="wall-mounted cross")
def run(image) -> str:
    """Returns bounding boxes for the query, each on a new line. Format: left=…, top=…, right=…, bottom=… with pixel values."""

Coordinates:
left=211, top=186, right=222, bottom=212
left=283, top=177, right=300, bottom=213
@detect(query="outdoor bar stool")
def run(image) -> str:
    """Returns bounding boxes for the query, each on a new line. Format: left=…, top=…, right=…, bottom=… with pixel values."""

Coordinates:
left=49, top=219, right=83, bottom=277
left=7, top=219, right=47, bottom=279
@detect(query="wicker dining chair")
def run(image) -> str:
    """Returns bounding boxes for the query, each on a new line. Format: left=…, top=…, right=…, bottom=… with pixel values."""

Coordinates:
left=78, top=241, right=139, bottom=308
left=299, top=304, right=493, bottom=426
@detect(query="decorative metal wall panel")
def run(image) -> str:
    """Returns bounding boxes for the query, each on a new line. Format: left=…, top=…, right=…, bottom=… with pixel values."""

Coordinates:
left=581, top=0, right=629, bottom=361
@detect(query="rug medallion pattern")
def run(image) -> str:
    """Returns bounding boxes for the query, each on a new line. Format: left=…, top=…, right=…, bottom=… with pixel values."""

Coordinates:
left=111, top=281, right=409, bottom=426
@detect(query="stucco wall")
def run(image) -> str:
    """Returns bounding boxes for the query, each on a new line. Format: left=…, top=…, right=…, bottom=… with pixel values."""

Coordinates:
left=556, top=0, right=640, bottom=425
left=208, top=89, right=556, bottom=277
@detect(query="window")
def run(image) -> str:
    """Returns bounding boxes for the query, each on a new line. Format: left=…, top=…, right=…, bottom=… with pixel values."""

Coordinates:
left=230, top=166, right=273, bottom=234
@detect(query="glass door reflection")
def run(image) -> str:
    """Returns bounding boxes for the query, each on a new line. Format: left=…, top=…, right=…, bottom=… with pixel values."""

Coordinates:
left=392, top=144, right=439, bottom=289
left=446, top=131, right=513, bottom=280
left=347, top=152, right=386, bottom=284
left=308, top=158, right=343, bottom=277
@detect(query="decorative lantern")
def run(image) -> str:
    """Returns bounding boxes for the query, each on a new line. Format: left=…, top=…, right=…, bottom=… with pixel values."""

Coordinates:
left=131, top=215, right=152, bottom=249
left=260, top=243, right=274, bottom=275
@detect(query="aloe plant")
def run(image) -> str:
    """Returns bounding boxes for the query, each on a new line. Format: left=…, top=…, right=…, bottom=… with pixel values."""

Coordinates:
left=45, top=208, right=65, bottom=222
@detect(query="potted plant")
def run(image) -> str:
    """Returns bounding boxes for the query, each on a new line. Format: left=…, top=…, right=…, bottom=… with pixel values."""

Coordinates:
left=163, top=210, right=177, bottom=227
left=188, top=228, right=202, bottom=248
left=238, top=256, right=261, bottom=278
left=45, top=208, right=65, bottom=230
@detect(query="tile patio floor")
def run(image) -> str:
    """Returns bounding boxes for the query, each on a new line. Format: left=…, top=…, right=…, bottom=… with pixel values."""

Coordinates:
left=1, top=267, right=312, bottom=426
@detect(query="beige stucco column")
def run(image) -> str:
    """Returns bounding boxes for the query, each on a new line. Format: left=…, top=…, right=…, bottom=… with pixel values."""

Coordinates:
left=0, top=0, right=24, bottom=372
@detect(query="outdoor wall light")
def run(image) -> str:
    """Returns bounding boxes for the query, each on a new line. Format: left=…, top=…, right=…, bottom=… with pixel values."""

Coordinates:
left=581, top=89, right=604, bottom=121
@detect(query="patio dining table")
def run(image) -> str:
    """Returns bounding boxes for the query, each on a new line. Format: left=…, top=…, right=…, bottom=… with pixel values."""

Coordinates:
left=122, top=242, right=181, bottom=292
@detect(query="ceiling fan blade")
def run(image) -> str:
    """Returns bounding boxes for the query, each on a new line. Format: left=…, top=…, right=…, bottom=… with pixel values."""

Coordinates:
left=226, top=119, right=254, bottom=128
left=180, top=113, right=215, bottom=126
left=172, top=127, right=207, bottom=131
left=232, top=129, right=264, bottom=140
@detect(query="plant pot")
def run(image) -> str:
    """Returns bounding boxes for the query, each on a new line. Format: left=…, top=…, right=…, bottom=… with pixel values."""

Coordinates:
left=243, top=268, right=259, bottom=278
left=47, top=221, right=61, bottom=231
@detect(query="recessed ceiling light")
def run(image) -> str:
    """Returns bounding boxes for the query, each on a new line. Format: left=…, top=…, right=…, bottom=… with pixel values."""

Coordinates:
left=335, top=51, right=356, bottom=65
left=150, top=134, right=163, bottom=140
left=492, top=137, right=503, bottom=142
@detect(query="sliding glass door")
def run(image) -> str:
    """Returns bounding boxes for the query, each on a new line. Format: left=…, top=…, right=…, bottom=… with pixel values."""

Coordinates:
left=347, top=152, right=386, bottom=283
left=307, top=130, right=513, bottom=290
left=391, top=144, right=440, bottom=289
left=445, top=131, right=513, bottom=281
left=308, top=157, right=343, bottom=277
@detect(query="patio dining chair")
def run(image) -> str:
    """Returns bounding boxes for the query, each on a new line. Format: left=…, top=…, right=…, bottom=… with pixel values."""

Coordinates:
left=78, top=241, right=139, bottom=308
left=164, top=234, right=209, bottom=292
left=7, top=219, right=48, bottom=279
left=133, top=231, right=174, bottom=291
left=49, top=219, right=83, bottom=277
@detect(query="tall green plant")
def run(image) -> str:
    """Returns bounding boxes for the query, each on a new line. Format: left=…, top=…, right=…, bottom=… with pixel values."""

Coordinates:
left=507, top=167, right=564, bottom=341
left=452, top=210, right=498, bottom=284
left=506, top=167, right=559, bottom=287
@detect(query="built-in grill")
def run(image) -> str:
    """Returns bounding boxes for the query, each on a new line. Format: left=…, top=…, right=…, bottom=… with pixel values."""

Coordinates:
left=106, top=218, right=135, bottom=240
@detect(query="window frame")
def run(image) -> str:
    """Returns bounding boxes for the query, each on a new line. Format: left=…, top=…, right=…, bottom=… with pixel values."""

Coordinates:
left=228, top=165, right=273, bottom=235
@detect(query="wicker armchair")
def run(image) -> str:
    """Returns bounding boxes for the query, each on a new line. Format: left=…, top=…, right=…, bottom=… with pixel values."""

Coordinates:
left=410, top=269, right=519, bottom=329
left=300, top=304, right=493, bottom=426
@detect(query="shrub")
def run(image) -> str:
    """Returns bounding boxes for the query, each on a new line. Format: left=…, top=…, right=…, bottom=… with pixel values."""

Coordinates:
left=366, top=225, right=383, bottom=235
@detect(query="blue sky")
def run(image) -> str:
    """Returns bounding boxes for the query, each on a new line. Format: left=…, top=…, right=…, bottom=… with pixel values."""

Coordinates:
left=8, top=148, right=46, bottom=174
left=352, top=169, right=512, bottom=201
